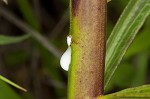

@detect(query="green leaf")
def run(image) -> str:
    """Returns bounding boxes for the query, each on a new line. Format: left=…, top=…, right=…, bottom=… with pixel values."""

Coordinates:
left=125, top=15, right=150, bottom=58
left=99, top=85, right=150, bottom=99
left=125, top=26, right=150, bottom=58
left=0, top=34, right=30, bottom=45
left=105, top=0, right=150, bottom=90
left=0, top=75, right=27, bottom=92
left=0, top=80, right=21, bottom=99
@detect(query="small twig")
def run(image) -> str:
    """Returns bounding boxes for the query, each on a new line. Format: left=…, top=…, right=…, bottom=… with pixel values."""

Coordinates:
left=0, top=75, right=27, bottom=92
left=0, top=6, right=61, bottom=58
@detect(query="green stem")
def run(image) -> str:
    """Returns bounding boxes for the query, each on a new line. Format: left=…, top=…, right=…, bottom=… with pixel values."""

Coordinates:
left=68, top=0, right=107, bottom=98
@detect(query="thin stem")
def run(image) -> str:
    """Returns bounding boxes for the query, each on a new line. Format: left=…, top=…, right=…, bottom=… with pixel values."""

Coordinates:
left=68, top=0, right=106, bottom=98
left=0, top=75, right=27, bottom=92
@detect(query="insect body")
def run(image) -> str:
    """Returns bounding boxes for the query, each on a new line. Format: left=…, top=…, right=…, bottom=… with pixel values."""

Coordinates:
left=60, top=35, right=72, bottom=71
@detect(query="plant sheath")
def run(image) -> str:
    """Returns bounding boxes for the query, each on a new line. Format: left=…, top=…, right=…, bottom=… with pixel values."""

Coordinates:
left=68, top=0, right=106, bottom=98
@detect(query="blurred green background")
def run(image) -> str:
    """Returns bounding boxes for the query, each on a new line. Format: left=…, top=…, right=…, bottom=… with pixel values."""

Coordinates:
left=0, top=0, right=149, bottom=99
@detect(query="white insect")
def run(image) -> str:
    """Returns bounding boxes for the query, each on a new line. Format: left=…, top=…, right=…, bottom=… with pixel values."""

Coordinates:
left=60, top=35, right=72, bottom=71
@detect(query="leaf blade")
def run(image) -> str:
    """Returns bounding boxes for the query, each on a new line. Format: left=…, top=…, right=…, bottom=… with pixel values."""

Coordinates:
left=0, top=34, right=30, bottom=45
left=99, top=85, right=150, bottom=99
left=0, top=80, right=21, bottom=99
left=105, top=0, right=150, bottom=90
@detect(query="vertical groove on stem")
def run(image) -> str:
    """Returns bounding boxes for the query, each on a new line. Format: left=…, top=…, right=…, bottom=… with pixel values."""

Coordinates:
left=68, top=0, right=106, bottom=98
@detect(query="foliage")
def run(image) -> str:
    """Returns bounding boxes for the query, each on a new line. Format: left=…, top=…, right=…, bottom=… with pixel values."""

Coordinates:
left=0, top=80, right=21, bottom=99
left=105, top=0, right=150, bottom=90
left=0, top=34, right=30, bottom=45
left=99, top=85, right=150, bottom=99
left=0, top=0, right=150, bottom=98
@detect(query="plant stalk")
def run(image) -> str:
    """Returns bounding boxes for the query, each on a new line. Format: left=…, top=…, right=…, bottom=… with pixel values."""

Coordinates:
left=68, top=0, right=106, bottom=98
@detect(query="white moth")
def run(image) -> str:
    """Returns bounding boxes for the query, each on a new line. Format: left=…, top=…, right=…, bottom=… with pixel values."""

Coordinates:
left=60, top=35, right=72, bottom=71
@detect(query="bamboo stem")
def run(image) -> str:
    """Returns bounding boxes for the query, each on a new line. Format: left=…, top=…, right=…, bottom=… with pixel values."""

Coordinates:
left=68, top=0, right=106, bottom=98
